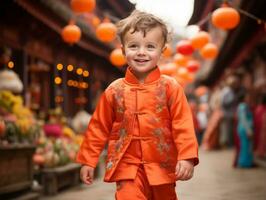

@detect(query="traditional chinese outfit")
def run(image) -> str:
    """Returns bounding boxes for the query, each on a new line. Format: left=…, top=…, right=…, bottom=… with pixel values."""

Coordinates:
left=76, top=67, right=198, bottom=186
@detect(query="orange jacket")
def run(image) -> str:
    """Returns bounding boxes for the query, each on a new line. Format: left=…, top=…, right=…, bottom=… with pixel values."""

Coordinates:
left=76, top=67, right=199, bottom=185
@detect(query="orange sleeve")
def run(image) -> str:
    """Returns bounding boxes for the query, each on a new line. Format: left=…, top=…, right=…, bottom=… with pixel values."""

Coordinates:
left=76, top=92, right=114, bottom=168
left=168, top=81, right=199, bottom=165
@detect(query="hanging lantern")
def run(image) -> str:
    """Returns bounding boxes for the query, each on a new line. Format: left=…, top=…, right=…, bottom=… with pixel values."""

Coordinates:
left=71, top=0, right=96, bottom=13
left=162, top=44, right=172, bottom=58
left=176, top=40, right=194, bottom=55
left=159, top=62, right=178, bottom=76
left=62, top=23, right=81, bottom=44
left=200, top=43, right=218, bottom=59
left=211, top=4, right=240, bottom=30
left=173, top=53, right=189, bottom=66
left=92, top=16, right=101, bottom=27
left=190, top=31, right=210, bottom=49
left=186, top=60, right=200, bottom=73
left=96, top=21, right=117, bottom=42
left=110, top=48, right=126, bottom=67
left=177, top=67, right=189, bottom=80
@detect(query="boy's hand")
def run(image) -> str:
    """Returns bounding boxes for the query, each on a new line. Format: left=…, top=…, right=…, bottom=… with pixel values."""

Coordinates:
left=175, top=160, right=194, bottom=181
left=80, top=165, right=95, bottom=185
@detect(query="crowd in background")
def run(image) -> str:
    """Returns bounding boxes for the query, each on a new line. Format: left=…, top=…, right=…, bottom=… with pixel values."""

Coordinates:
left=188, top=68, right=266, bottom=168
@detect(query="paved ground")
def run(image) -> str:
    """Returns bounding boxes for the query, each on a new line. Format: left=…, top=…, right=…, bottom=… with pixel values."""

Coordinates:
left=41, top=149, right=266, bottom=200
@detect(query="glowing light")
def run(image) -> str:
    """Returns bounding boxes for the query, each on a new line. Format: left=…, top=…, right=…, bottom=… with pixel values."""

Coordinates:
left=7, top=61, right=14, bottom=69
left=76, top=68, right=83, bottom=75
left=83, top=70, right=89, bottom=77
left=57, top=63, right=63, bottom=70
left=67, top=65, right=74, bottom=71
left=54, top=77, right=62, bottom=84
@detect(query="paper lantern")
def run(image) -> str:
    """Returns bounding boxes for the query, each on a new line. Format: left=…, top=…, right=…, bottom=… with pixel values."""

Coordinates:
left=62, top=23, right=81, bottom=44
left=176, top=40, right=194, bottom=55
left=200, top=43, right=218, bottom=59
left=162, top=44, right=172, bottom=58
left=177, top=67, right=189, bottom=79
left=190, top=31, right=210, bottom=49
left=71, top=0, right=96, bottom=13
left=211, top=4, right=240, bottom=30
left=173, top=53, right=189, bottom=66
left=159, top=62, right=178, bottom=76
left=110, top=48, right=126, bottom=67
left=96, top=22, right=117, bottom=42
left=186, top=60, right=200, bottom=73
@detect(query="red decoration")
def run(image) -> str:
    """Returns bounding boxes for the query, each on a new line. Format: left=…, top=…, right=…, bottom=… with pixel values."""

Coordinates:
left=96, top=22, right=117, bottom=42
left=176, top=40, right=194, bottom=55
left=62, top=23, right=81, bottom=44
left=71, top=0, right=96, bottom=13
left=186, top=60, right=200, bottom=73
left=200, top=43, right=218, bottom=59
left=211, top=4, right=240, bottom=30
left=110, top=48, right=126, bottom=67
left=0, top=120, right=5, bottom=137
left=190, top=31, right=210, bottom=49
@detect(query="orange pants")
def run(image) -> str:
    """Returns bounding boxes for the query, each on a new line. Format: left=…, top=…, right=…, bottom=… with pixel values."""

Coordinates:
left=115, top=166, right=177, bottom=200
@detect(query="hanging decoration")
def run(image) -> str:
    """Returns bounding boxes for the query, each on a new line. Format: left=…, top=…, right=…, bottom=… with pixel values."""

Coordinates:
left=62, top=22, right=81, bottom=44
left=71, top=0, right=96, bottom=13
left=186, top=60, right=200, bottom=73
left=173, top=53, right=190, bottom=66
left=159, top=62, right=178, bottom=76
left=176, top=40, right=194, bottom=55
left=200, top=43, right=218, bottom=59
left=96, top=20, right=117, bottom=42
left=190, top=31, right=210, bottom=49
left=110, top=48, right=126, bottom=67
left=211, top=3, right=240, bottom=30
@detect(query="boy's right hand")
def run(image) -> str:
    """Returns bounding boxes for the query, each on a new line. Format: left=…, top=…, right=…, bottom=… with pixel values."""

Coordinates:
left=80, top=165, right=95, bottom=185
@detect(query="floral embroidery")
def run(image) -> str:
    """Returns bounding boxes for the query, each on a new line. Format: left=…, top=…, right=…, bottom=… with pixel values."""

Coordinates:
left=155, top=79, right=168, bottom=113
left=106, top=160, right=113, bottom=170
left=111, top=81, right=125, bottom=114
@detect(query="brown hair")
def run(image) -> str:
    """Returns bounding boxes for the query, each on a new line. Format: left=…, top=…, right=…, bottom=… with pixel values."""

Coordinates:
left=116, top=10, right=169, bottom=45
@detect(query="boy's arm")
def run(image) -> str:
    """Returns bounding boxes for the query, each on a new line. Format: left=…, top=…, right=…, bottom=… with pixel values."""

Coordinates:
left=76, top=92, right=114, bottom=168
left=168, top=81, right=199, bottom=166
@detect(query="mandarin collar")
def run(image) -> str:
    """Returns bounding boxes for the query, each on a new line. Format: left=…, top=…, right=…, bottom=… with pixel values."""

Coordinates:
left=124, top=67, right=161, bottom=84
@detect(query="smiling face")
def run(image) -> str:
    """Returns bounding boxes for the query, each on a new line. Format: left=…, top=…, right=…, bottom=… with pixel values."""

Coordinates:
left=122, top=26, right=166, bottom=81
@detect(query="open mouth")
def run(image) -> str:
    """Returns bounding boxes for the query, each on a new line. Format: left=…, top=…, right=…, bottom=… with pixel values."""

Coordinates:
left=134, top=59, right=149, bottom=63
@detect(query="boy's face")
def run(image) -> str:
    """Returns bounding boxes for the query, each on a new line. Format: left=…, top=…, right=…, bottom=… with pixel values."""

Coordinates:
left=122, top=26, right=165, bottom=79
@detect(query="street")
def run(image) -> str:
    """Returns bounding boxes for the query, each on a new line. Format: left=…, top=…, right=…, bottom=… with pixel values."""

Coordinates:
left=41, top=149, right=266, bottom=200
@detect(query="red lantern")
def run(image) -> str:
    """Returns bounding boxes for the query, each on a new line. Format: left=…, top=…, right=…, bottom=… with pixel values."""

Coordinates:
left=96, top=22, right=117, bottom=42
left=62, top=23, right=81, bottom=44
left=110, top=48, right=126, bottom=67
left=176, top=40, right=194, bottom=55
left=159, top=62, right=178, bottom=76
left=173, top=53, right=189, bottom=66
left=186, top=60, right=200, bottom=73
left=190, top=31, right=210, bottom=49
left=200, top=43, right=218, bottom=59
left=211, top=4, right=240, bottom=30
left=162, top=44, right=172, bottom=58
left=71, top=0, right=96, bottom=13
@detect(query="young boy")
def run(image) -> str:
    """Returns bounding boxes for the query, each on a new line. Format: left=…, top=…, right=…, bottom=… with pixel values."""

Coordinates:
left=76, top=10, right=199, bottom=200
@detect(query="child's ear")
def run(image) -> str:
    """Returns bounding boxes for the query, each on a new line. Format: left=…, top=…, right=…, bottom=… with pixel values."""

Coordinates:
left=162, top=45, right=167, bottom=53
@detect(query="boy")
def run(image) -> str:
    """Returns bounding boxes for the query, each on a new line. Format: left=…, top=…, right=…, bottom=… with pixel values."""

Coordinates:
left=76, top=10, right=199, bottom=200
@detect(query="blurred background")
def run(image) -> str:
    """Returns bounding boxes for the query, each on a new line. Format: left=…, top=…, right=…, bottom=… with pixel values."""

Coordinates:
left=0, top=0, right=265, bottom=200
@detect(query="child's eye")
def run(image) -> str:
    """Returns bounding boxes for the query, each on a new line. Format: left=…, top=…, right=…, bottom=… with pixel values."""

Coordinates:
left=147, top=45, right=155, bottom=49
left=129, top=44, right=137, bottom=49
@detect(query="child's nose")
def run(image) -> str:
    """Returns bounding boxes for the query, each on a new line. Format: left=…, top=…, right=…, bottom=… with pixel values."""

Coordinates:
left=137, top=47, right=146, bottom=55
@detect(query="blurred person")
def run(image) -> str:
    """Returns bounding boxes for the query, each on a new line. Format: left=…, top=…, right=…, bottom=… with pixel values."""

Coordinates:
left=236, top=90, right=254, bottom=168
left=220, top=76, right=239, bottom=147
left=196, top=103, right=208, bottom=145
left=254, top=93, right=266, bottom=158
left=202, top=86, right=223, bottom=150
left=76, top=10, right=199, bottom=200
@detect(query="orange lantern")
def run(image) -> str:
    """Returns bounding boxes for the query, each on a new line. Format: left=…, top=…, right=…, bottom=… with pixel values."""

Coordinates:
left=177, top=67, right=189, bottom=80
left=110, top=48, right=126, bottom=67
left=176, top=40, right=194, bottom=55
left=200, top=43, right=218, bottom=59
left=92, top=16, right=101, bottom=27
left=71, top=0, right=96, bottom=13
left=211, top=4, right=240, bottom=30
left=162, top=44, right=172, bottom=58
left=62, top=23, right=81, bottom=44
left=159, top=62, right=178, bottom=76
left=96, top=22, right=117, bottom=42
left=186, top=60, right=200, bottom=73
left=173, top=53, right=189, bottom=66
left=190, top=31, right=210, bottom=49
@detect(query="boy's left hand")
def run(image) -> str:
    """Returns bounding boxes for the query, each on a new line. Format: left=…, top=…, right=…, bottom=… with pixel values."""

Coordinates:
left=175, top=159, right=194, bottom=181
